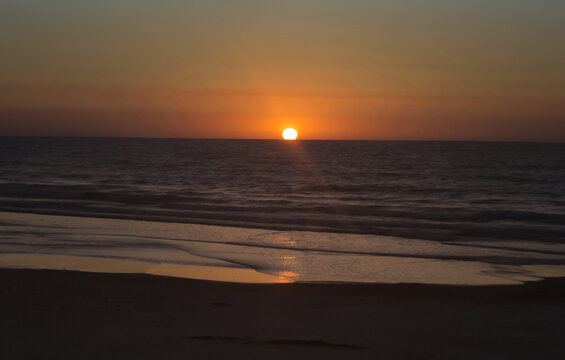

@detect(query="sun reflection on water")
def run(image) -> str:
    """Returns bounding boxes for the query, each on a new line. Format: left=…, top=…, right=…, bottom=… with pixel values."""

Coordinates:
left=278, top=271, right=299, bottom=280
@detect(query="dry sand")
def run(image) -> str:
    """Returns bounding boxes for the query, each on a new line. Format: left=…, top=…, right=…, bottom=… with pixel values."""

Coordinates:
left=1, top=269, right=564, bottom=359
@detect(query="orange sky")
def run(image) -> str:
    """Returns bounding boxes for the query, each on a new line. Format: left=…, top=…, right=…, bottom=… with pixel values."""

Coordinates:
left=1, top=1, right=564, bottom=141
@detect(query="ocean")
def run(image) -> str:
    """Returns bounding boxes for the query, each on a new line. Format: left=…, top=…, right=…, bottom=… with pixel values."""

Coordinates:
left=1, top=137, right=565, bottom=283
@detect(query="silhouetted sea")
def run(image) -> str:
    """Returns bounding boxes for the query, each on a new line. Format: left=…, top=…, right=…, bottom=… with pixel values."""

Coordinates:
left=1, top=137, right=565, bottom=245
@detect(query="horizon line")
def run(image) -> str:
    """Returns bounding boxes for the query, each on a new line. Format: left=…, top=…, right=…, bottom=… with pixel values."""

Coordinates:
left=1, top=135, right=564, bottom=144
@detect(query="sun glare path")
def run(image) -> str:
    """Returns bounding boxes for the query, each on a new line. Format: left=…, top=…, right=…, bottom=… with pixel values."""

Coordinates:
left=282, top=128, right=298, bottom=140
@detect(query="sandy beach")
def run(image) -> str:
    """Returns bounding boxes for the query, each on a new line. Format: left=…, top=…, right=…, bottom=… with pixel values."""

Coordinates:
left=1, top=269, right=564, bottom=360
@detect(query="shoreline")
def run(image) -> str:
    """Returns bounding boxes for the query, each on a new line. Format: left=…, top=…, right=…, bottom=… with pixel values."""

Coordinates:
left=2, top=268, right=565, bottom=359
left=2, top=211, right=565, bottom=285
left=0, top=253, right=290, bottom=284
left=3, top=252, right=565, bottom=286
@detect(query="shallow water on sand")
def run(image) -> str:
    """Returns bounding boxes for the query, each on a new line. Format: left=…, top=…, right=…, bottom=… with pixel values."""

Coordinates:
left=2, top=212, right=565, bottom=285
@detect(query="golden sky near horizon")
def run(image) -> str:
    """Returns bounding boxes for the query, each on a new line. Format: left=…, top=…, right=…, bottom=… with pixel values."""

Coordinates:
left=1, top=1, right=564, bottom=140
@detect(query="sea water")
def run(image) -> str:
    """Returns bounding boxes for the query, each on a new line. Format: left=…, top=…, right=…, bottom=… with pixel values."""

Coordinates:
left=1, top=137, right=565, bottom=284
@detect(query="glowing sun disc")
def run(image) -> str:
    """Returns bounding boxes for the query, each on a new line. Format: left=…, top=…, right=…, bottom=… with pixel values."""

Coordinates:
left=282, top=128, right=298, bottom=140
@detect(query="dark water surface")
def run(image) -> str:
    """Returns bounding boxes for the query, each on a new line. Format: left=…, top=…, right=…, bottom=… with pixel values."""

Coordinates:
left=1, top=137, right=564, bottom=244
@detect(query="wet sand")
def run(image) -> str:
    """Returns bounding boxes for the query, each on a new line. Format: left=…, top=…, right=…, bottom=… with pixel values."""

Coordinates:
left=4, top=211, right=565, bottom=285
left=1, top=269, right=564, bottom=359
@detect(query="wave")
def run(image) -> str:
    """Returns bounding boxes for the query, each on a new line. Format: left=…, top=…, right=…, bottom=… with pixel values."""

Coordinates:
left=2, top=138, right=565, bottom=248
left=2, top=199, right=565, bottom=245
left=3, top=186, right=564, bottom=227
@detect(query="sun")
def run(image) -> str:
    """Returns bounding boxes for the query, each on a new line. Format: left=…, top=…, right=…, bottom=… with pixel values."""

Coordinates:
left=282, top=128, right=298, bottom=140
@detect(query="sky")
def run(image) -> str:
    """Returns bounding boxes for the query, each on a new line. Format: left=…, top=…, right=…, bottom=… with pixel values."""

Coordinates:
left=1, top=0, right=564, bottom=140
